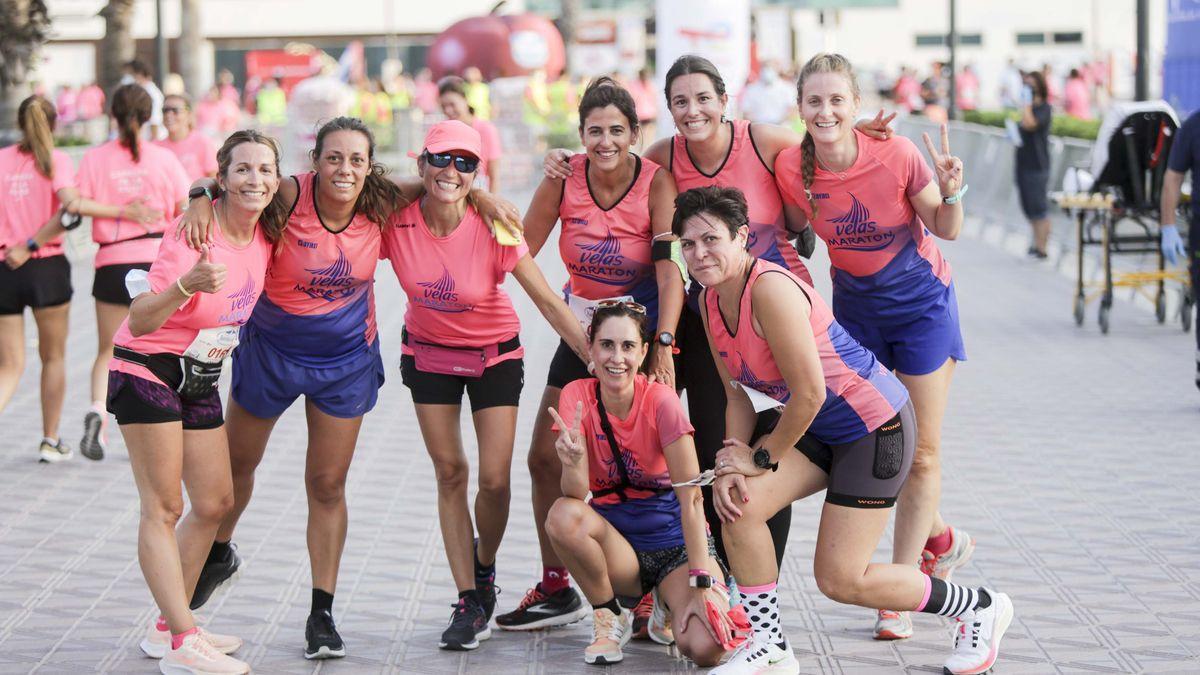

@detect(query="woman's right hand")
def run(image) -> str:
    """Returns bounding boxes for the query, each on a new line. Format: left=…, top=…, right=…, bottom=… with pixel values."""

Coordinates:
left=547, top=401, right=586, bottom=468
left=178, top=245, right=227, bottom=295
left=175, top=196, right=215, bottom=250
left=543, top=148, right=575, bottom=180
left=713, top=473, right=749, bottom=523
left=122, top=198, right=165, bottom=230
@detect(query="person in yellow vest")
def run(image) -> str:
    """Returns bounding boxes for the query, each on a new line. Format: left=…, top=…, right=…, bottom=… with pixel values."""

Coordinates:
left=463, top=67, right=492, bottom=121
left=255, top=77, right=287, bottom=128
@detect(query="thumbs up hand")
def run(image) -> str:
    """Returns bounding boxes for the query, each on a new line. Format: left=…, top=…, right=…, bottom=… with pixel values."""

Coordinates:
left=178, top=244, right=228, bottom=295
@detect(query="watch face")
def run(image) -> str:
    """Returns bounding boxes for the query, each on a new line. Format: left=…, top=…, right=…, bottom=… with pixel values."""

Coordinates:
left=658, top=332, right=674, bottom=346
left=753, top=447, right=770, bottom=468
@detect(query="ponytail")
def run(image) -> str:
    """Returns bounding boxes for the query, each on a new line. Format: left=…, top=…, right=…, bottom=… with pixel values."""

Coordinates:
left=799, top=132, right=819, bottom=219
left=17, top=96, right=57, bottom=179
left=110, top=84, right=153, bottom=163
left=120, top=116, right=142, bottom=162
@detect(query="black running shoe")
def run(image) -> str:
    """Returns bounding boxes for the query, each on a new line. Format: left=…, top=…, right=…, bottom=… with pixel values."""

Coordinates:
left=189, top=542, right=241, bottom=610
left=440, top=595, right=491, bottom=650
left=305, top=609, right=346, bottom=659
left=473, top=538, right=499, bottom=622
left=79, top=411, right=104, bottom=460
left=495, top=584, right=589, bottom=631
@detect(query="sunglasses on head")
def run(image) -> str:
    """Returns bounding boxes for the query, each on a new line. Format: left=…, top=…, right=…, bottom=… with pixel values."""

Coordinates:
left=424, top=151, right=479, bottom=173
left=595, top=299, right=647, bottom=314
left=162, top=106, right=185, bottom=114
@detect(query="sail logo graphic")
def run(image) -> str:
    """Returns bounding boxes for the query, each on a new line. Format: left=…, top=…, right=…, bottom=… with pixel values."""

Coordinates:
left=219, top=272, right=258, bottom=324
left=568, top=230, right=641, bottom=287
left=415, top=267, right=471, bottom=313
left=826, top=194, right=894, bottom=252
left=295, top=247, right=357, bottom=302
left=737, top=361, right=790, bottom=402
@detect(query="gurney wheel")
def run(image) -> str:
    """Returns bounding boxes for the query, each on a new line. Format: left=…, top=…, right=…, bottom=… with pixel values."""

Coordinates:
left=1073, top=296, right=1085, bottom=326
left=1155, top=291, right=1167, bottom=324
left=1098, top=304, right=1111, bottom=334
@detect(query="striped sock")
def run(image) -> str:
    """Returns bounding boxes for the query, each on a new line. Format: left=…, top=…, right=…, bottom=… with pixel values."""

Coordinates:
left=740, top=581, right=785, bottom=647
left=916, top=576, right=989, bottom=618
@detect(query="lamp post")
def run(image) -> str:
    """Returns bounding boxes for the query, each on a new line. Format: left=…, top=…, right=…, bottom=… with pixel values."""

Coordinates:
left=1135, top=0, right=1148, bottom=101
left=947, top=0, right=957, bottom=120
left=155, top=0, right=167, bottom=88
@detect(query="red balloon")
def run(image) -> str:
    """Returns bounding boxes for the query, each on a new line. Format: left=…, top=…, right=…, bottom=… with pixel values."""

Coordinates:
left=428, top=13, right=565, bottom=80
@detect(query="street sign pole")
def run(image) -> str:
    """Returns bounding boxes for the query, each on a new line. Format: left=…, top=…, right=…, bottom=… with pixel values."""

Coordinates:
left=947, top=0, right=957, bottom=120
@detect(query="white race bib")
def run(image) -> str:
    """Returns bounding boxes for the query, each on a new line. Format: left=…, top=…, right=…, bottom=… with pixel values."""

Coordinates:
left=567, top=294, right=635, bottom=333
left=182, top=326, right=240, bottom=364
left=731, top=381, right=785, bottom=413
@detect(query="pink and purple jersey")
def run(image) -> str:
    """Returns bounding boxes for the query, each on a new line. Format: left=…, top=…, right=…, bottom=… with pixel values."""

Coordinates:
left=672, top=119, right=812, bottom=287
left=76, top=140, right=190, bottom=268
left=0, top=146, right=75, bottom=259
left=704, top=259, right=908, bottom=444
left=111, top=208, right=272, bottom=387
left=776, top=130, right=952, bottom=324
left=558, top=154, right=661, bottom=319
left=246, top=173, right=381, bottom=365
left=381, top=201, right=527, bottom=367
left=154, top=131, right=218, bottom=181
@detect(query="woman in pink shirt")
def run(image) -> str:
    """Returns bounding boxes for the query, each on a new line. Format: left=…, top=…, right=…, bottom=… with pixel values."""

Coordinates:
left=156, top=93, right=219, bottom=181
left=438, top=76, right=503, bottom=194
left=1, top=95, right=165, bottom=463
left=1064, top=68, right=1092, bottom=120
left=75, top=84, right=191, bottom=460
left=109, top=130, right=286, bottom=674
left=380, top=120, right=588, bottom=651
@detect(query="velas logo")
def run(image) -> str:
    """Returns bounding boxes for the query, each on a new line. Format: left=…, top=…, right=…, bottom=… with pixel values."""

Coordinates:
left=568, top=230, right=644, bottom=287
left=295, top=247, right=357, bottom=303
left=219, top=271, right=258, bottom=324
left=826, top=194, right=895, bottom=252
left=415, top=267, right=472, bottom=313
left=736, top=361, right=790, bottom=402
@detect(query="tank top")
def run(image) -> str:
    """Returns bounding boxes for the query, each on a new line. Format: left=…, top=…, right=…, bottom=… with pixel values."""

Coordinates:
left=558, top=153, right=661, bottom=321
left=671, top=119, right=811, bottom=294
left=704, top=259, right=908, bottom=444
left=246, top=172, right=381, bottom=365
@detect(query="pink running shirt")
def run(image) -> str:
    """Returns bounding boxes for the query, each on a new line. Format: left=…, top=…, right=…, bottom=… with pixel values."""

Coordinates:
left=0, top=146, right=76, bottom=259
left=382, top=201, right=527, bottom=366
left=110, top=209, right=273, bottom=387
left=76, top=140, right=191, bottom=268
left=154, top=131, right=218, bottom=181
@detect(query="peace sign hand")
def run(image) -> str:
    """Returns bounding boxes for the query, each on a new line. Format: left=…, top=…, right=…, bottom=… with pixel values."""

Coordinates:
left=547, top=401, right=586, bottom=468
left=922, top=124, right=965, bottom=200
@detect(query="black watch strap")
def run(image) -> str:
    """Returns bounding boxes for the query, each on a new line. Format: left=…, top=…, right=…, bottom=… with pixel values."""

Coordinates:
left=753, top=446, right=779, bottom=472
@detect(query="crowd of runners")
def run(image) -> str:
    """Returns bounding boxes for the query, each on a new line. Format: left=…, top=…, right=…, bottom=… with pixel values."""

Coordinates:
left=0, top=51, right=1017, bottom=675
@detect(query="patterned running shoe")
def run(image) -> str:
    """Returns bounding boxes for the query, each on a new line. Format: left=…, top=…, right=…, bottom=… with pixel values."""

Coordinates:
left=921, top=527, right=976, bottom=581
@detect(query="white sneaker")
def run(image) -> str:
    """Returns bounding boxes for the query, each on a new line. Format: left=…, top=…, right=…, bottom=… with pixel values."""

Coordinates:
left=583, top=607, right=632, bottom=665
left=921, top=527, right=976, bottom=581
left=38, top=438, right=73, bottom=463
left=159, top=632, right=249, bottom=674
left=648, top=588, right=674, bottom=645
left=709, top=636, right=799, bottom=674
left=943, top=590, right=1014, bottom=675
left=873, top=609, right=913, bottom=640
left=140, top=616, right=243, bottom=658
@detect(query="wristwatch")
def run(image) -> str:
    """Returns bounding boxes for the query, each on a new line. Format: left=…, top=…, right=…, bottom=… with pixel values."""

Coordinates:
left=752, top=446, right=779, bottom=472
left=25, top=238, right=39, bottom=252
left=656, top=331, right=675, bottom=348
left=688, top=574, right=713, bottom=588
left=188, top=185, right=214, bottom=202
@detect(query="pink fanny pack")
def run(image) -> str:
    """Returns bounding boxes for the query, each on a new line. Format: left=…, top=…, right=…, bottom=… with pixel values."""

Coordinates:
left=406, top=330, right=504, bottom=378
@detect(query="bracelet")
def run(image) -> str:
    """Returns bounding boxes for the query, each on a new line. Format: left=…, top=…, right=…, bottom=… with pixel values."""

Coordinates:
left=176, top=278, right=195, bottom=297
left=942, top=183, right=969, bottom=205
left=689, top=568, right=709, bottom=577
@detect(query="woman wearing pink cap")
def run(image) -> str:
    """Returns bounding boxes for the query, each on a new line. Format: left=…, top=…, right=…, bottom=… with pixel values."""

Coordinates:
left=381, top=120, right=589, bottom=651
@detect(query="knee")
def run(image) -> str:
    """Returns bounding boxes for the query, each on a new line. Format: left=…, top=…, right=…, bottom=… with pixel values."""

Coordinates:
left=813, top=565, right=865, bottom=606
left=908, top=445, right=941, bottom=478
left=527, top=445, right=560, bottom=484
left=142, top=498, right=185, bottom=528
left=676, top=626, right=725, bottom=667
left=545, top=497, right=587, bottom=545
left=191, top=490, right=234, bottom=524
left=0, top=351, right=23, bottom=374
left=432, top=460, right=470, bottom=494
left=306, top=471, right=347, bottom=506
left=477, top=473, right=511, bottom=502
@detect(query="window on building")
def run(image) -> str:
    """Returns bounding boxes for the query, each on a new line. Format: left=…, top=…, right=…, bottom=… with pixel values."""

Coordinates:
left=1016, top=32, right=1046, bottom=45
left=959, top=33, right=983, bottom=46
left=1053, top=32, right=1084, bottom=44
left=915, top=34, right=946, bottom=47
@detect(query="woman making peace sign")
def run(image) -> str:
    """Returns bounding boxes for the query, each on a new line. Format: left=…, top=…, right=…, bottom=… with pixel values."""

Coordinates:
left=774, top=53, right=974, bottom=641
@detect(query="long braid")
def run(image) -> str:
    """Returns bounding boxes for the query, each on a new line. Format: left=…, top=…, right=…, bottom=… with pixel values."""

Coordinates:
left=800, top=132, right=818, bottom=219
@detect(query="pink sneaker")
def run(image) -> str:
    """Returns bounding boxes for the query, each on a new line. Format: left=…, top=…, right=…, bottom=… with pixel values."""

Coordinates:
left=921, top=527, right=976, bottom=581
left=159, top=632, right=249, bottom=674
left=140, top=617, right=243, bottom=659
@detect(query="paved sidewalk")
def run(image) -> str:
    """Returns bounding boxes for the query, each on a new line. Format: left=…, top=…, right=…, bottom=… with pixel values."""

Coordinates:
left=0, top=215, right=1197, bottom=674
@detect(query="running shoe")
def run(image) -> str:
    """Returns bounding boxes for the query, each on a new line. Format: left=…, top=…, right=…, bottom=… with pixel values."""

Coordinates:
left=190, top=543, right=241, bottom=611
left=304, top=609, right=346, bottom=659
left=943, top=590, right=1014, bottom=675
left=708, top=636, right=799, bottom=675
left=159, top=632, right=249, bottom=674
left=440, top=594, right=491, bottom=651
left=647, top=588, right=673, bottom=645
left=495, top=584, right=589, bottom=630
left=873, top=609, right=914, bottom=640
left=37, top=439, right=72, bottom=463
left=139, top=616, right=243, bottom=659
left=631, top=592, right=653, bottom=639
left=473, top=538, right=499, bottom=622
left=921, top=527, right=976, bottom=582
left=583, top=606, right=631, bottom=665
left=79, top=411, right=104, bottom=460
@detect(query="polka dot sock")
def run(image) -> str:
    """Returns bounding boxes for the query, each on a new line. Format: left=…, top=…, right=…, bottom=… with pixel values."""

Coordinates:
left=739, top=580, right=785, bottom=647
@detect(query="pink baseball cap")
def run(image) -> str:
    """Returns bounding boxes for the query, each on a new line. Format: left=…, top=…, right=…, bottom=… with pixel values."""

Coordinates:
left=411, top=120, right=482, bottom=159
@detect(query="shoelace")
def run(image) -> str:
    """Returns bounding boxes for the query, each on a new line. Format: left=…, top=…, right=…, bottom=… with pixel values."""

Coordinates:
left=633, top=593, right=655, bottom=619
left=593, top=610, right=622, bottom=641
left=514, top=587, right=547, bottom=611
left=183, top=633, right=223, bottom=660
left=918, top=550, right=940, bottom=575
left=878, top=609, right=902, bottom=621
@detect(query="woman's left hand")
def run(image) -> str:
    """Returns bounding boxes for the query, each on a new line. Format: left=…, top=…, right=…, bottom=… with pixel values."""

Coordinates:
left=922, top=124, right=965, bottom=200
left=472, top=190, right=523, bottom=240
left=715, top=438, right=762, bottom=478
left=647, top=344, right=676, bottom=389
left=677, top=586, right=731, bottom=645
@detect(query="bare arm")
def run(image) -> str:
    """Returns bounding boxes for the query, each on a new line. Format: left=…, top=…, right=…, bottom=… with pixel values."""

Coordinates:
left=128, top=245, right=227, bottom=337
left=663, top=434, right=718, bottom=575
left=910, top=179, right=962, bottom=240
left=511, top=254, right=590, bottom=362
left=642, top=136, right=672, bottom=168
left=522, top=177, right=565, bottom=256
left=749, top=122, right=805, bottom=168
left=547, top=400, right=591, bottom=500
left=1161, top=169, right=1186, bottom=226
left=648, top=169, right=684, bottom=386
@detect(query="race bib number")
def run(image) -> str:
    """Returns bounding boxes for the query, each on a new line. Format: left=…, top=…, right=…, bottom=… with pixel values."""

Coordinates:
left=568, top=294, right=634, bottom=332
left=182, top=326, right=241, bottom=364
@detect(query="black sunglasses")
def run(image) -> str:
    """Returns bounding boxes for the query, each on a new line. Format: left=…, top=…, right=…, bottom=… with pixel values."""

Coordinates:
left=424, top=151, right=479, bottom=173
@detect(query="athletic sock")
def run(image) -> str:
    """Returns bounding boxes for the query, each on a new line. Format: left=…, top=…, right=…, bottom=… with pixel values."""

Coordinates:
left=155, top=615, right=169, bottom=632
left=473, top=539, right=495, bottom=587
left=311, top=588, right=334, bottom=617
left=925, top=527, right=954, bottom=556
left=41, top=436, right=59, bottom=447
left=592, top=597, right=621, bottom=615
left=206, top=540, right=231, bottom=564
left=740, top=581, right=786, bottom=649
left=458, top=588, right=482, bottom=605
left=916, top=576, right=990, bottom=618
left=170, top=626, right=199, bottom=650
left=541, top=566, right=570, bottom=594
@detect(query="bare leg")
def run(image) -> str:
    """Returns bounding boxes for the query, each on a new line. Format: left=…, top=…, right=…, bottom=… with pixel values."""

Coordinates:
left=657, top=563, right=726, bottom=667
left=0, top=313, right=25, bottom=415
left=215, top=399, right=279, bottom=542
left=31, top=303, right=70, bottom=439
left=470, top=405, right=517, bottom=566
left=413, top=402, right=475, bottom=593
left=544, top=497, right=641, bottom=603
left=92, top=301, right=128, bottom=406
left=177, top=427, right=235, bottom=599
left=813, top=503, right=928, bottom=611
left=891, top=359, right=955, bottom=567
left=527, top=386, right=565, bottom=567
left=303, top=402, right=364, bottom=594
left=1031, top=217, right=1052, bottom=253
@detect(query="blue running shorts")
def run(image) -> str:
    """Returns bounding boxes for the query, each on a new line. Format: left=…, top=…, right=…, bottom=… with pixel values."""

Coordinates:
left=837, top=283, right=966, bottom=376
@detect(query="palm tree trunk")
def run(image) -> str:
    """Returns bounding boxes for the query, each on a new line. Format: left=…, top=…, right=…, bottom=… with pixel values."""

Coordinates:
left=177, top=0, right=202, bottom=97
left=0, top=0, right=35, bottom=138
left=98, top=0, right=136, bottom=95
